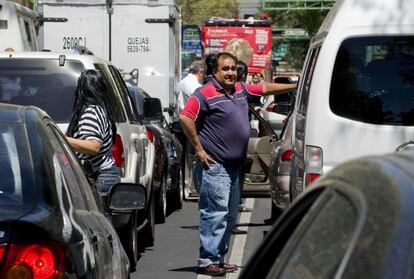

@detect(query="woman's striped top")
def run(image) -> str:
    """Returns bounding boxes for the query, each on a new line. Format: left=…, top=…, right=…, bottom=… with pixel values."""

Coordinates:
left=73, top=105, right=115, bottom=172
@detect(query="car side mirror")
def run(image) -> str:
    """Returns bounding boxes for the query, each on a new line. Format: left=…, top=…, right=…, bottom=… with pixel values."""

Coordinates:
left=143, top=97, right=163, bottom=120
left=108, top=183, right=147, bottom=211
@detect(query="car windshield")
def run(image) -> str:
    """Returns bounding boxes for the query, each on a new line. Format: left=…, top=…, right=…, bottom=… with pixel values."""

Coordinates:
left=330, top=36, right=414, bottom=125
left=0, top=58, right=84, bottom=122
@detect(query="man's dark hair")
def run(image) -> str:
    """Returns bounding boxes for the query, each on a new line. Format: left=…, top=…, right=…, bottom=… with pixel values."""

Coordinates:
left=212, top=52, right=238, bottom=71
left=236, top=61, right=248, bottom=82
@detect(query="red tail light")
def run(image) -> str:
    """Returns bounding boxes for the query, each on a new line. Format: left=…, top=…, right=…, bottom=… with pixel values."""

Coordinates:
left=281, top=149, right=292, bottom=161
left=146, top=129, right=154, bottom=143
left=112, top=133, right=125, bottom=168
left=266, top=102, right=276, bottom=112
left=305, top=173, right=320, bottom=187
left=1, top=243, right=66, bottom=279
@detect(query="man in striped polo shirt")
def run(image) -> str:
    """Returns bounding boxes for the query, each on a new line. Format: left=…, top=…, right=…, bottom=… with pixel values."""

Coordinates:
left=180, top=52, right=296, bottom=276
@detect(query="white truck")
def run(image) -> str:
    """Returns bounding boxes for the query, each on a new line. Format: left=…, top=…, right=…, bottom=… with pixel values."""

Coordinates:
left=0, top=0, right=38, bottom=51
left=37, top=0, right=181, bottom=123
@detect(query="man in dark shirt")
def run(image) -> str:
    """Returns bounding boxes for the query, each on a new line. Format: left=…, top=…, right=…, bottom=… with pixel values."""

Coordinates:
left=180, top=52, right=296, bottom=276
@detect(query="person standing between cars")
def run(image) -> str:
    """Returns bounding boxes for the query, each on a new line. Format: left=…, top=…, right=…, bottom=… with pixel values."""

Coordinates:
left=66, top=70, right=120, bottom=210
left=177, top=61, right=206, bottom=112
left=236, top=60, right=253, bottom=213
left=180, top=52, right=296, bottom=276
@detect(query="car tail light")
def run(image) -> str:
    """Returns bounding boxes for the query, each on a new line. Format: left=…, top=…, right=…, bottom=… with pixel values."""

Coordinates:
left=304, top=145, right=322, bottom=187
left=146, top=129, right=154, bottom=143
left=266, top=102, right=276, bottom=112
left=112, top=133, right=125, bottom=168
left=281, top=149, right=292, bottom=161
left=1, top=243, right=66, bottom=279
left=305, top=173, right=320, bottom=187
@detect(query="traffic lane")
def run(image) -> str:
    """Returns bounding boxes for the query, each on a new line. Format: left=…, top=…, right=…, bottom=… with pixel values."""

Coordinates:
left=131, top=197, right=272, bottom=278
left=132, top=200, right=199, bottom=279
left=227, top=197, right=273, bottom=278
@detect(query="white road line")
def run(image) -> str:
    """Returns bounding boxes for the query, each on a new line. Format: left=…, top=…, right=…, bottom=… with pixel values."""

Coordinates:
left=227, top=198, right=255, bottom=279
left=197, top=198, right=255, bottom=279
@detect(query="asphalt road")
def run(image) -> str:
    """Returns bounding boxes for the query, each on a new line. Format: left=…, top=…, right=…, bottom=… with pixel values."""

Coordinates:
left=131, top=196, right=273, bottom=279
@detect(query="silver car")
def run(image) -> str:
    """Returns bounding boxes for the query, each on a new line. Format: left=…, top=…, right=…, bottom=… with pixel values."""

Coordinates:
left=269, top=111, right=294, bottom=220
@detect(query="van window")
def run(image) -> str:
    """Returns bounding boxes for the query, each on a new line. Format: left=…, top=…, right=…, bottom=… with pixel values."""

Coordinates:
left=108, top=65, right=137, bottom=122
left=94, top=63, right=126, bottom=123
left=330, top=36, right=414, bottom=125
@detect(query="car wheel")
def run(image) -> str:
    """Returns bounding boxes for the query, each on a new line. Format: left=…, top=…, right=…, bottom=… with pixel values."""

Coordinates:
left=119, top=213, right=138, bottom=272
left=271, top=200, right=282, bottom=221
left=155, top=174, right=167, bottom=223
left=183, top=156, right=195, bottom=200
left=171, top=167, right=184, bottom=210
left=140, top=187, right=155, bottom=248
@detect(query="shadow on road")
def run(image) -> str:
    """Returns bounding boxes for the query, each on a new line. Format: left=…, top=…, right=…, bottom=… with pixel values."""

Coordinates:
left=180, top=225, right=199, bottom=230
left=169, top=266, right=198, bottom=274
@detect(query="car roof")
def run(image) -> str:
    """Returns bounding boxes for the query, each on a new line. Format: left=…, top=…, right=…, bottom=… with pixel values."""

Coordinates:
left=317, top=0, right=414, bottom=37
left=0, top=51, right=110, bottom=67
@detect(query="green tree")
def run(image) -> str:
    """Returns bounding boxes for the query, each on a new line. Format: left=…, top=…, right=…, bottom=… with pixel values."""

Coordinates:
left=177, top=0, right=239, bottom=25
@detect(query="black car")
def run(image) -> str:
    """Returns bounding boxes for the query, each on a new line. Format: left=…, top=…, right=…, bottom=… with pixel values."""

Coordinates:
left=128, top=86, right=183, bottom=223
left=0, top=104, right=147, bottom=278
left=241, top=152, right=414, bottom=279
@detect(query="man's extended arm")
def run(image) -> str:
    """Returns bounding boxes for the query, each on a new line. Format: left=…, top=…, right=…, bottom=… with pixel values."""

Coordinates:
left=262, top=82, right=297, bottom=96
left=179, top=114, right=217, bottom=168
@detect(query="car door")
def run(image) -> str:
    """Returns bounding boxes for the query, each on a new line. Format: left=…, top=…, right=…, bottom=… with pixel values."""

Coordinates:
left=240, top=186, right=362, bottom=279
left=245, top=106, right=278, bottom=184
left=46, top=122, right=114, bottom=278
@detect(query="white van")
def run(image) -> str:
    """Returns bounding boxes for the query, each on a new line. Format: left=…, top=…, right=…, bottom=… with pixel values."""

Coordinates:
left=290, top=0, right=414, bottom=200
left=0, top=0, right=38, bottom=51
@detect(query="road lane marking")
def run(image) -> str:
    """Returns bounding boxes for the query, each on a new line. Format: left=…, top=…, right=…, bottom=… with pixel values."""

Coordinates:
left=197, top=198, right=255, bottom=279
left=227, top=198, right=255, bottom=279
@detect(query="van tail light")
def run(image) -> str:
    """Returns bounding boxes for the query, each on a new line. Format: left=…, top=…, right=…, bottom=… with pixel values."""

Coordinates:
left=112, top=133, right=125, bottom=168
left=146, top=129, right=154, bottom=143
left=304, top=145, right=323, bottom=187
left=266, top=102, right=276, bottom=112
left=281, top=149, right=293, bottom=161
left=1, top=242, right=66, bottom=279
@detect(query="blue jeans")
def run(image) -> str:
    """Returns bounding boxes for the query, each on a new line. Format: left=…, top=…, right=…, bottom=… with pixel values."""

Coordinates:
left=193, top=162, right=240, bottom=267
left=96, top=165, right=121, bottom=215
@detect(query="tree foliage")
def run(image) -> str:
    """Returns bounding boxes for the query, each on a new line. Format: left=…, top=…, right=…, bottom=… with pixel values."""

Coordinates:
left=177, top=0, right=239, bottom=25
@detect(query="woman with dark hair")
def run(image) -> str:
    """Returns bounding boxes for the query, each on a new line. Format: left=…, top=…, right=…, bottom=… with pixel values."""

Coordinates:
left=66, top=69, right=119, bottom=205
left=236, top=61, right=248, bottom=82
left=202, top=52, right=217, bottom=84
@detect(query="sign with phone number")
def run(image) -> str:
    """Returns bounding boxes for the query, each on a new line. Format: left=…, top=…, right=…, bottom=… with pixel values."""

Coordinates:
left=127, top=37, right=151, bottom=53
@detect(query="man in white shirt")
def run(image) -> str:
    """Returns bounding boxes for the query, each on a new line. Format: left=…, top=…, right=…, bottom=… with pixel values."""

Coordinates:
left=177, top=61, right=206, bottom=112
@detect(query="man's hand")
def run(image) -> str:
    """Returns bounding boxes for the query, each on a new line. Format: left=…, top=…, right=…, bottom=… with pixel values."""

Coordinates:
left=196, top=149, right=217, bottom=169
